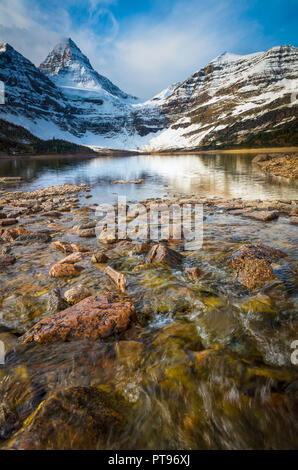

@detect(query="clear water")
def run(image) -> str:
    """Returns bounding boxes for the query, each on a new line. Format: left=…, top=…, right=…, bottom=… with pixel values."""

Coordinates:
left=0, top=153, right=297, bottom=203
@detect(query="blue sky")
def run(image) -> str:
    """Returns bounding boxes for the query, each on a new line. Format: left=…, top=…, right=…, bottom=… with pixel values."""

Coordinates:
left=0, top=0, right=297, bottom=98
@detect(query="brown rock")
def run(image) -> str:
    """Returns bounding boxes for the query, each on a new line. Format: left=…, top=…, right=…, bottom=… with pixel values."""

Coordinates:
left=49, top=263, right=84, bottom=278
left=77, top=228, right=96, bottom=238
left=64, top=285, right=90, bottom=304
left=0, top=218, right=18, bottom=227
left=147, top=243, right=183, bottom=268
left=71, top=244, right=90, bottom=253
left=7, top=386, right=128, bottom=450
left=52, top=241, right=73, bottom=253
left=231, top=243, right=287, bottom=289
left=104, top=266, right=126, bottom=293
left=131, top=242, right=151, bottom=254
left=0, top=212, right=7, bottom=219
left=244, top=211, right=279, bottom=221
left=23, top=294, right=136, bottom=344
left=91, top=251, right=109, bottom=263
left=0, top=228, right=29, bottom=242
left=0, top=254, right=16, bottom=267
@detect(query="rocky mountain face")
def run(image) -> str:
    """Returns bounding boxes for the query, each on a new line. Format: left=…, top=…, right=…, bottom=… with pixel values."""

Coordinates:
left=0, top=39, right=297, bottom=151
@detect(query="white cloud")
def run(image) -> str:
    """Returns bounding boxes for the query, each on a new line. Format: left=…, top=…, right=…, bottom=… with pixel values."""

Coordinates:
left=0, top=0, right=265, bottom=99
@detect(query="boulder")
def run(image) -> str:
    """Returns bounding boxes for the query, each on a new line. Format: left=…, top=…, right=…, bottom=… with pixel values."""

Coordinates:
left=64, top=285, right=90, bottom=304
left=231, top=243, right=287, bottom=289
left=7, top=386, right=129, bottom=450
left=49, top=263, right=84, bottom=278
left=244, top=211, right=279, bottom=222
left=104, top=266, right=126, bottom=293
left=91, top=251, right=109, bottom=263
left=23, top=294, right=136, bottom=344
left=146, top=243, right=183, bottom=269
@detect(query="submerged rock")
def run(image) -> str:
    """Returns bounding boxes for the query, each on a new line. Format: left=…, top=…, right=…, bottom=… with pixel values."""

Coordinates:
left=104, top=266, right=126, bottom=293
left=183, top=267, right=202, bottom=279
left=231, top=243, right=287, bottom=289
left=91, top=251, right=109, bottom=263
left=7, top=386, right=129, bottom=450
left=47, top=288, right=68, bottom=314
left=0, top=253, right=16, bottom=267
left=22, top=294, right=136, bottom=344
left=64, top=285, right=90, bottom=304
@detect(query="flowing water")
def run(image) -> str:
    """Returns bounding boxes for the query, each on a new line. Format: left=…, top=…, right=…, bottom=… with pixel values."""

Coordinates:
left=0, top=152, right=297, bottom=449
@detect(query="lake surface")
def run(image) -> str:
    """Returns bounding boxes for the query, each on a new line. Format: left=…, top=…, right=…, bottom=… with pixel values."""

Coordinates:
left=0, top=153, right=297, bottom=202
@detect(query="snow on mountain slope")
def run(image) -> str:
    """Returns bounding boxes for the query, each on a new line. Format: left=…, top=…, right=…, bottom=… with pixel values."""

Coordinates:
left=141, top=45, right=298, bottom=150
left=0, top=40, right=297, bottom=151
left=39, top=38, right=136, bottom=101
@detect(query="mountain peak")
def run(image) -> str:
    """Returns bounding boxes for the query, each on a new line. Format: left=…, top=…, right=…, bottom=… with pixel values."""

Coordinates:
left=39, top=38, right=136, bottom=100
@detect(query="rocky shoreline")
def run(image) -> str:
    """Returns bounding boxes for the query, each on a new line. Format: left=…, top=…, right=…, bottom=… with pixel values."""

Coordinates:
left=0, top=183, right=297, bottom=449
left=252, top=153, right=298, bottom=179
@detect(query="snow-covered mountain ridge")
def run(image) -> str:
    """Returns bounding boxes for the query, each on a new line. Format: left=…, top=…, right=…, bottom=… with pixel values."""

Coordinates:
left=0, top=39, right=297, bottom=151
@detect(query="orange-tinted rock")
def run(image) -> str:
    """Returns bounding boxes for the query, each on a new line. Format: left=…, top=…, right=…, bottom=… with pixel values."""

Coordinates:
left=231, top=243, right=287, bottom=289
left=147, top=243, right=183, bottom=268
left=0, top=218, right=18, bottom=227
left=71, top=244, right=90, bottom=253
left=23, top=294, right=136, bottom=344
left=49, top=263, right=84, bottom=278
left=0, top=228, right=30, bottom=242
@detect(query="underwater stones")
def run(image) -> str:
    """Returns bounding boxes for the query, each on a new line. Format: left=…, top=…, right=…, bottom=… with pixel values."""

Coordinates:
left=91, top=251, right=109, bottom=263
left=231, top=243, right=287, bottom=289
left=52, top=240, right=73, bottom=253
left=146, top=243, right=183, bottom=269
left=16, top=232, right=52, bottom=243
left=131, top=242, right=151, bottom=254
left=23, top=294, right=136, bottom=344
left=183, top=267, right=202, bottom=280
left=71, top=243, right=90, bottom=253
left=104, top=266, right=126, bottom=293
left=47, top=288, right=68, bottom=314
left=115, top=340, right=144, bottom=368
left=7, top=386, right=128, bottom=450
left=0, top=253, right=16, bottom=267
left=49, top=263, right=84, bottom=278
left=64, top=285, right=90, bottom=304
left=77, top=228, right=96, bottom=238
